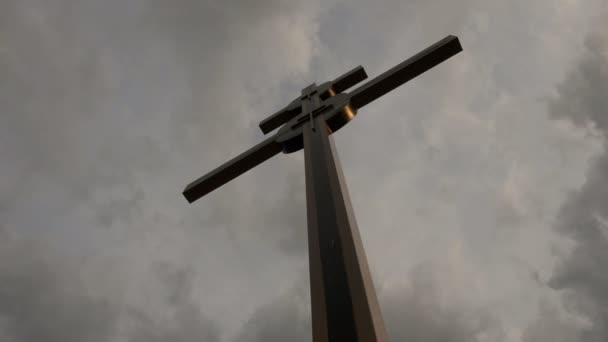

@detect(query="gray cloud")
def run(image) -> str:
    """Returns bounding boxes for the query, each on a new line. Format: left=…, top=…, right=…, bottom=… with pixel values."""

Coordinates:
left=381, top=264, right=505, bottom=342
left=2, top=0, right=608, bottom=341
left=524, top=18, right=608, bottom=341
left=126, top=262, right=220, bottom=342
left=0, top=0, right=322, bottom=339
left=522, top=302, right=582, bottom=342
left=0, top=231, right=222, bottom=342
left=233, top=262, right=506, bottom=342
left=233, top=275, right=312, bottom=342
left=0, top=234, right=117, bottom=341
left=548, top=30, right=608, bottom=133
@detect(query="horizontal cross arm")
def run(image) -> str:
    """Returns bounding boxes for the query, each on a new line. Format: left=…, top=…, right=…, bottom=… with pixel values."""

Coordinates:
left=259, top=99, right=302, bottom=135
left=331, top=65, right=368, bottom=94
left=183, top=136, right=282, bottom=203
left=348, top=35, right=462, bottom=110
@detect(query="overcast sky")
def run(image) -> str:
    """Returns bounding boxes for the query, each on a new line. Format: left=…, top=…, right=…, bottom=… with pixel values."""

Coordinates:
left=1, top=1, right=608, bottom=341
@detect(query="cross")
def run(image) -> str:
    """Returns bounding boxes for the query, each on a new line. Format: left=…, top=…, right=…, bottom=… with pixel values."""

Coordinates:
left=182, top=35, right=462, bottom=341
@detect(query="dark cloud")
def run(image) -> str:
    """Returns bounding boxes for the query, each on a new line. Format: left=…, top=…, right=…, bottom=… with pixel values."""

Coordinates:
left=548, top=31, right=608, bottom=133
left=0, top=234, right=220, bottom=342
left=0, top=234, right=117, bottom=342
left=522, top=302, right=582, bottom=342
left=525, top=19, right=608, bottom=341
left=0, top=234, right=118, bottom=342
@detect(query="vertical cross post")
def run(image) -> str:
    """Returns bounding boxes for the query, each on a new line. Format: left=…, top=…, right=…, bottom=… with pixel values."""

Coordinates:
left=304, top=115, right=388, bottom=341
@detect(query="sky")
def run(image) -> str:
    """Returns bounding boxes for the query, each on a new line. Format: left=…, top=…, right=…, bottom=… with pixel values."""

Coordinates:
left=1, top=0, right=607, bottom=341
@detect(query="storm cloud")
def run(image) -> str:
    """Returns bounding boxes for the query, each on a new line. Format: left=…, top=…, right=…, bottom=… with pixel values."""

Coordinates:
left=524, top=21, right=608, bottom=341
left=1, top=0, right=608, bottom=341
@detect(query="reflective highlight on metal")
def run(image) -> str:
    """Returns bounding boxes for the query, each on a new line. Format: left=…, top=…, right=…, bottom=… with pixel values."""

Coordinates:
left=343, top=105, right=356, bottom=121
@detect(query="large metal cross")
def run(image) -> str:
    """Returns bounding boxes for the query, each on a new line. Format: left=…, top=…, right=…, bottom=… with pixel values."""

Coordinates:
left=183, top=35, right=462, bottom=341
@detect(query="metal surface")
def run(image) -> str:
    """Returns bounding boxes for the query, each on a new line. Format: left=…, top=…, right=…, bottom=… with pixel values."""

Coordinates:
left=304, top=117, right=388, bottom=341
left=330, top=65, right=368, bottom=94
left=349, top=35, right=462, bottom=110
left=181, top=35, right=463, bottom=341
left=183, top=136, right=282, bottom=202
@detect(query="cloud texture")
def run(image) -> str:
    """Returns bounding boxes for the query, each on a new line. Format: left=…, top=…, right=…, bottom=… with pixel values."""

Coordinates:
left=1, top=0, right=607, bottom=341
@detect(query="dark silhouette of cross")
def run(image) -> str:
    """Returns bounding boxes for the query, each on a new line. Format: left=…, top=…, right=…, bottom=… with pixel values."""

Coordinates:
left=182, top=35, right=462, bottom=341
